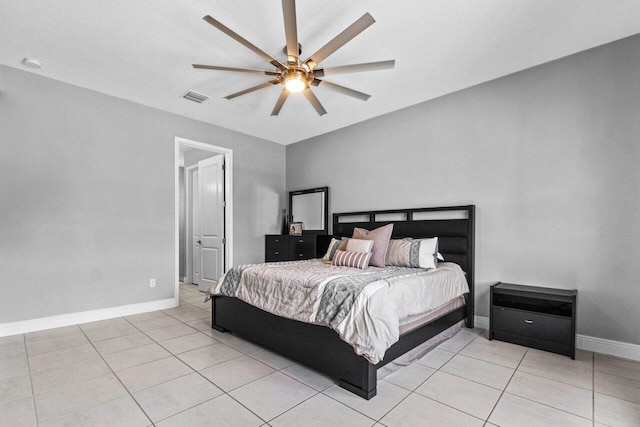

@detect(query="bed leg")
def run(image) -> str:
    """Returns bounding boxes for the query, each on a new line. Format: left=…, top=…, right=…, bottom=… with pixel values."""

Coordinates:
left=337, top=361, right=377, bottom=400
left=212, top=324, right=228, bottom=333
left=465, top=316, right=474, bottom=328
left=211, top=296, right=230, bottom=333
left=211, top=301, right=229, bottom=333
left=338, top=380, right=376, bottom=400
left=464, top=293, right=475, bottom=328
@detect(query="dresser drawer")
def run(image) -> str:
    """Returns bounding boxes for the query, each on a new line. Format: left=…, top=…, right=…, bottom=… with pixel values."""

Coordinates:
left=289, top=236, right=316, bottom=260
left=266, top=235, right=289, bottom=249
left=492, top=307, right=571, bottom=344
left=265, top=248, right=289, bottom=262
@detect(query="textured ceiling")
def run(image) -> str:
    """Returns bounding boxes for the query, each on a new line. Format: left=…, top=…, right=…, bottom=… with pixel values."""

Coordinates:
left=1, top=0, right=639, bottom=144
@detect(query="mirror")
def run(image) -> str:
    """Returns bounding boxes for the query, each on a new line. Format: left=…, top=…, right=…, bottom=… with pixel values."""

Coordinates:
left=289, top=187, right=328, bottom=235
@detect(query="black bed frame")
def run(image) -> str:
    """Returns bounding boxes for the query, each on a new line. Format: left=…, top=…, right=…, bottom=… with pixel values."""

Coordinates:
left=212, top=205, right=475, bottom=399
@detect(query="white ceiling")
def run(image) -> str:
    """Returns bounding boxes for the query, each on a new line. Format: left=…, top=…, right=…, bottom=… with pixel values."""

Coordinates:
left=2, top=1, right=639, bottom=145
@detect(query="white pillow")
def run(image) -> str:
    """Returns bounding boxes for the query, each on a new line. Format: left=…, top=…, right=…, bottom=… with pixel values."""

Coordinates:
left=346, top=238, right=374, bottom=253
left=417, top=237, right=439, bottom=269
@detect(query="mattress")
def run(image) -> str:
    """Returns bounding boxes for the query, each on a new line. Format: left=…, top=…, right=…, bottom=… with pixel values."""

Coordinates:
left=399, top=296, right=466, bottom=335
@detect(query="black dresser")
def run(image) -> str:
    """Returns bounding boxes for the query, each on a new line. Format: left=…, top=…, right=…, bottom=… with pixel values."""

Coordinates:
left=265, top=235, right=332, bottom=262
left=490, top=282, right=577, bottom=359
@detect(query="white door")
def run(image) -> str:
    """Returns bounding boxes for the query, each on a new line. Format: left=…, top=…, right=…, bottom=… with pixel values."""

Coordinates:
left=197, top=156, right=225, bottom=292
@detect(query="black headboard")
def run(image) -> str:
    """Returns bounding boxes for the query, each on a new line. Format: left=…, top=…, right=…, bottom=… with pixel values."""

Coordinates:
left=333, top=205, right=475, bottom=326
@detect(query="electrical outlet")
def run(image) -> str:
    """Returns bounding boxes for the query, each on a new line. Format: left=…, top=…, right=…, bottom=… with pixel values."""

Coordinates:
left=149, top=279, right=156, bottom=288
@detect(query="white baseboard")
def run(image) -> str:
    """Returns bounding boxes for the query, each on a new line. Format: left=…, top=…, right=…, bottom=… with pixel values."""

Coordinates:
left=473, top=315, right=640, bottom=362
left=0, top=298, right=177, bottom=338
left=576, top=334, right=640, bottom=362
left=474, top=315, right=490, bottom=330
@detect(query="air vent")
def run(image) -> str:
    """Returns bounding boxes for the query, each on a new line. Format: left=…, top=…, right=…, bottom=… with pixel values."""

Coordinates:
left=182, top=90, right=209, bottom=103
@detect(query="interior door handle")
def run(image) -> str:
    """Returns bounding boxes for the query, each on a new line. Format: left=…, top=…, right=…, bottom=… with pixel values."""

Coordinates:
left=197, top=240, right=202, bottom=244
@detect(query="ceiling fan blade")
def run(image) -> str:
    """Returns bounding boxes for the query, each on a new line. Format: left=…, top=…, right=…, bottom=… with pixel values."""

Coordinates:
left=203, top=15, right=286, bottom=69
left=271, top=89, right=290, bottom=116
left=314, top=60, right=395, bottom=77
left=302, top=89, right=327, bottom=116
left=281, top=0, right=299, bottom=63
left=312, top=79, right=370, bottom=101
left=304, top=13, right=375, bottom=69
left=193, top=64, right=278, bottom=75
left=224, top=79, right=280, bottom=100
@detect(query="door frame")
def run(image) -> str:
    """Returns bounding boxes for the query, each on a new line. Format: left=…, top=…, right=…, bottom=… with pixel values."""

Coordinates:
left=184, top=164, right=198, bottom=285
left=174, top=137, right=233, bottom=305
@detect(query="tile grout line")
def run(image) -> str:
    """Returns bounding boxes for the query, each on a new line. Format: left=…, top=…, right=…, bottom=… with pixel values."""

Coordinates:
left=484, top=346, right=529, bottom=423
left=320, top=329, right=485, bottom=424
left=86, top=298, right=261, bottom=425
left=592, top=351, right=595, bottom=426
left=318, top=389, right=383, bottom=424
left=263, top=361, right=378, bottom=424
left=22, top=333, right=39, bottom=426
left=265, top=389, right=324, bottom=424
left=494, top=348, right=596, bottom=423
left=159, top=286, right=270, bottom=424
left=78, top=323, right=157, bottom=426
left=405, top=332, right=493, bottom=424
left=429, top=332, right=517, bottom=392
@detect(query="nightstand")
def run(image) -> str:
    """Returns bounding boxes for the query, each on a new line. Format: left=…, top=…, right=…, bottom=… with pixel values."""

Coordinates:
left=490, top=282, right=577, bottom=359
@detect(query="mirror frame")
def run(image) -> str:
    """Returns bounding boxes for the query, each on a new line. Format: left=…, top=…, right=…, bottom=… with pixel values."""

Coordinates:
left=288, top=187, right=329, bottom=235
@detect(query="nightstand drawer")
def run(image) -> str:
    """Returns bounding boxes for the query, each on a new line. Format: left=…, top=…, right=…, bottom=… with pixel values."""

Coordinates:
left=492, top=307, right=571, bottom=344
left=266, top=235, right=289, bottom=249
left=265, top=248, right=289, bottom=262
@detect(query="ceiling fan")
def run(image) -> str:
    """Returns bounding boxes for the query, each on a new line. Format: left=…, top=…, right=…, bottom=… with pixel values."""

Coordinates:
left=192, top=0, right=395, bottom=116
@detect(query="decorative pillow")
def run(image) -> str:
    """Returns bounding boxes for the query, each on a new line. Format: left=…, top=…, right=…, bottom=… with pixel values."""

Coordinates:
left=386, top=238, right=413, bottom=266
left=352, top=224, right=394, bottom=267
left=345, top=238, right=374, bottom=253
left=337, top=237, right=350, bottom=251
left=322, top=238, right=342, bottom=263
left=385, top=237, right=440, bottom=269
left=332, top=250, right=372, bottom=269
left=416, top=237, right=439, bottom=269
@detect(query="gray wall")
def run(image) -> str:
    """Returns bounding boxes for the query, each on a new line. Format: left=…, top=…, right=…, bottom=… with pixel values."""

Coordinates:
left=183, top=149, right=218, bottom=168
left=287, top=35, right=640, bottom=345
left=0, top=65, right=286, bottom=323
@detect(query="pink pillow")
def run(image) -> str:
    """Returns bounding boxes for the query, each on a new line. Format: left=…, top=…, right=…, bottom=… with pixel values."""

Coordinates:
left=332, top=250, right=372, bottom=269
left=352, top=223, right=394, bottom=267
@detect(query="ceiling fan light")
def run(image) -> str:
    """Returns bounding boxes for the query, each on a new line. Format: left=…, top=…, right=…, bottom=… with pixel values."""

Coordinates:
left=284, top=68, right=307, bottom=92
left=285, top=77, right=306, bottom=92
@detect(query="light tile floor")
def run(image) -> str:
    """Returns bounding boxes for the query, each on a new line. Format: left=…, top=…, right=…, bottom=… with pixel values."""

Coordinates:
left=1, top=282, right=639, bottom=426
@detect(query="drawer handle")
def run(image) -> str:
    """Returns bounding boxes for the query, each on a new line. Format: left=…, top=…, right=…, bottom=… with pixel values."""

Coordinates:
left=299, top=253, right=304, bottom=257
left=298, top=239, right=304, bottom=243
left=274, top=239, right=280, bottom=242
left=524, top=320, right=534, bottom=324
left=274, top=251, right=279, bottom=255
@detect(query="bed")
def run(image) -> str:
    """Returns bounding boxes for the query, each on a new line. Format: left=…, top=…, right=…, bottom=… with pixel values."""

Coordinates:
left=210, top=205, right=475, bottom=399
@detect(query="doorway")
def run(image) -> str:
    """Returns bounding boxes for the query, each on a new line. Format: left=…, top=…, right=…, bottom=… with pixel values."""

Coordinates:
left=174, top=137, right=233, bottom=306
left=186, top=155, right=224, bottom=292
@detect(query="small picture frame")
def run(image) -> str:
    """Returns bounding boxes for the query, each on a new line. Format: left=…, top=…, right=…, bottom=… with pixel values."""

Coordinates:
left=289, top=222, right=303, bottom=236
